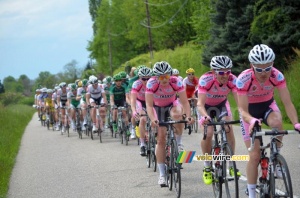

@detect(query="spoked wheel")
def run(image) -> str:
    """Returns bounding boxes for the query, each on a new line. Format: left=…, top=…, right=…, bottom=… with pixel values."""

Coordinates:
left=66, top=125, right=70, bottom=137
left=166, top=145, right=173, bottom=191
left=99, top=126, right=102, bottom=143
left=193, top=114, right=198, bottom=133
left=223, top=144, right=239, bottom=198
left=171, top=139, right=181, bottom=197
left=46, top=120, right=50, bottom=130
left=270, top=154, right=293, bottom=198
left=211, top=146, right=222, bottom=198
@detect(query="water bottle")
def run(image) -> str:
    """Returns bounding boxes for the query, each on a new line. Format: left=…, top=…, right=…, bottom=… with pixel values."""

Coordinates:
left=261, top=157, right=269, bottom=179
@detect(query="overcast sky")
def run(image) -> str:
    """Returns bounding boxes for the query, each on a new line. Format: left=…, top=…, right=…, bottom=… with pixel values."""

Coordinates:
left=0, top=0, right=93, bottom=82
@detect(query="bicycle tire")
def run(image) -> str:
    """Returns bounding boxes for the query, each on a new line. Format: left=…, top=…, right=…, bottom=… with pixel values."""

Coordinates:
left=67, top=125, right=69, bottom=137
left=168, top=144, right=173, bottom=191
left=151, top=132, right=157, bottom=172
left=194, top=113, right=198, bottom=133
left=171, top=139, right=181, bottom=198
left=270, top=154, right=293, bottom=198
left=147, top=137, right=151, bottom=168
left=211, top=146, right=222, bottom=198
left=223, top=143, right=239, bottom=198
left=46, top=119, right=50, bottom=130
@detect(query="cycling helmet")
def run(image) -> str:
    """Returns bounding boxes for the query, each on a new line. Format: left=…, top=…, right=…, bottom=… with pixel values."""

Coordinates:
left=152, top=61, right=172, bottom=76
left=98, top=80, right=102, bottom=84
left=138, top=67, right=152, bottom=77
left=59, top=82, right=67, bottom=88
left=70, top=83, right=77, bottom=91
left=36, top=89, right=40, bottom=92
left=113, top=74, right=122, bottom=81
left=172, top=69, right=179, bottom=75
left=106, top=76, right=112, bottom=84
left=54, top=86, right=60, bottom=91
left=248, top=44, right=275, bottom=64
left=47, top=89, right=53, bottom=93
left=119, top=71, right=127, bottom=79
left=210, top=56, right=233, bottom=70
left=186, top=68, right=195, bottom=74
left=41, top=88, right=47, bottom=93
left=89, top=76, right=98, bottom=84
left=75, top=79, right=81, bottom=86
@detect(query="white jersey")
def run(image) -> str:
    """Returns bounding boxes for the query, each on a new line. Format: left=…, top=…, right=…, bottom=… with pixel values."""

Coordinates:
left=57, top=89, right=68, bottom=102
left=86, top=84, right=105, bottom=99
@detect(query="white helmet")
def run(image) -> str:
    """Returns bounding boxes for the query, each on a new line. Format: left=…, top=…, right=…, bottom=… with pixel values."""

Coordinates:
left=138, top=67, right=152, bottom=77
left=41, top=87, right=47, bottom=93
left=152, top=61, right=172, bottom=76
left=248, top=44, right=275, bottom=64
left=47, top=89, right=53, bottom=93
left=89, top=75, right=98, bottom=84
left=210, top=56, right=232, bottom=70
left=172, top=69, right=179, bottom=75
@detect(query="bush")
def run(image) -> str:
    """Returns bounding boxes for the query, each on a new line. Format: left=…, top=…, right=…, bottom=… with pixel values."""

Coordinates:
left=0, top=92, right=24, bottom=106
left=19, top=97, right=35, bottom=106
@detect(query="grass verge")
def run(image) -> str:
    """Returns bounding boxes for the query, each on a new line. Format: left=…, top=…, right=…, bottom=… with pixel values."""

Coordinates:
left=0, top=104, right=35, bottom=198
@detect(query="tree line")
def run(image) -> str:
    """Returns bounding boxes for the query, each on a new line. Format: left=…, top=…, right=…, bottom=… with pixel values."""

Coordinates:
left=88, top=0, right=300, bottom=74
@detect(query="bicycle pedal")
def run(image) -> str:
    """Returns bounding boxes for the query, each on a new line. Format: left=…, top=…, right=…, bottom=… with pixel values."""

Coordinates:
left=160, top=184, right=167, bottom=188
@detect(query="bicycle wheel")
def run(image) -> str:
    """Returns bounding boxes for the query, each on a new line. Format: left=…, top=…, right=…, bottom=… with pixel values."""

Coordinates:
left=223, top=144, right=239, bottom=198
left=270, top=154, right=293, bottom=198
left=193, top=112, right=198, bottom=133
left=46, top=119, right=50, bottom=130
left=211, top=146, right=222, bottom=198
left=166, top=144, right=173, bottom=191
left=146, top=137, right=151, bottom=168
left=67, top=124, right=70, bottom=137
left=171, top=139, right=181, bottom=198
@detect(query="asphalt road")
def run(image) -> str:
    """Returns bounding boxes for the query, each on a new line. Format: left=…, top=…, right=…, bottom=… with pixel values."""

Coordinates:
left=8, top=113, right=300, bottom=198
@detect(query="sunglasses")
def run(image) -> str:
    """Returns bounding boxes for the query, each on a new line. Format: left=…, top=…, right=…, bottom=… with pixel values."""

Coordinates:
left=141, top=78, right=150, bottom=81
left=158, top=74, right=170, bottom=81
left=188, top=73, right=194, bottom=76
left=215, top=70, right=231, bottom=76
left=252, top=64, right=273, bottom=73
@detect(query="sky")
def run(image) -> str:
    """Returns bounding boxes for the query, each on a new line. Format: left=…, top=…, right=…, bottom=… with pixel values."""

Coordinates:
left=0, top=0, right=93, bottom=82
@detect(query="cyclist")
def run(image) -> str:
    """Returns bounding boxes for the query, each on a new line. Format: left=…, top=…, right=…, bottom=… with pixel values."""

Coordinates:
left=131, top=67, right=152, bottom=156
left=57, top=82, right=68, bottom=133
left=197, top=55, right=240, bottom=185
left=183, top=68, right=198, bottom=99
left=110, top=74, right=130, bottom=136
left=145, top=61, right=193, bottom=186
left=34, top=89, right=41, bottom=121
left=172, top=68, right=183, bottom=82
left=45, top=89, right=54, bottom=124
left=77, top=79, right=89, bottom=130
left=38, top=87, right=48, bottom=121
left=67, top=83, right=81, bottom=130
left=236, top=44, right=300, bottom=198
left=52, top=86, right=60, bottom=131
left=127, top=65, right=146, bottom=139
left=102, top=76, right=113, bottom=128
left=86, top=76, right=107, bottom=132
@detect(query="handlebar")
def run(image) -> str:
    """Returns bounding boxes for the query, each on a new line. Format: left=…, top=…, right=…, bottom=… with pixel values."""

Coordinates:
left=248, top=123, right=299, bottom=152
left=203, top=120, right=240, bottom=140
left=159, top=120, right=189, bottom=125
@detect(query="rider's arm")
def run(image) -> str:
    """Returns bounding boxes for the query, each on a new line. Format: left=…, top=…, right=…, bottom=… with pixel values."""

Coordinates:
left=145, top=93, right=155, bottom=122
left=110, top=95, right=115, bottom=106
left=178, top=91, right=191, bottom=118
left=86, top=93, right=91, bottom=106
left=102, top=92, right=107, bottom=104
left=197, top=93, right=209, bottom=117
left=130, top=92, right=137, bottom=113
left=278, top=87, right=299, bottom=125
left=237, top=94, right=253, bottom=123
left=125, top=93, right=130, bottom=105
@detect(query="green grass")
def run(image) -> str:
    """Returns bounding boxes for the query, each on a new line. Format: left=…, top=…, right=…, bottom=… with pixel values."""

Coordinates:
left=0, top=104, right=35, bottom=198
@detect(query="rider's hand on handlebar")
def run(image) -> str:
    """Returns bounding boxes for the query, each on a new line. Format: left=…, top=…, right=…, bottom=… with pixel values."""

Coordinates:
left=151, top=120, right=159, bottom=127
left=294, top=123, right=300, bottom=132
left=186, top=117, right=194, bottom=124
left=249, top=118, right=261, bottom=136
left=199, top=116, right=211, bottom=125
left=133, top=111, right=140, bottom=120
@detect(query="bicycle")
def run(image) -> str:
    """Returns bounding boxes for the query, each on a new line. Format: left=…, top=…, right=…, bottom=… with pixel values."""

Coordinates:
left=74, top=107, right=82, bottom=139
left=91, top=104, right=105, bottom=143
left=139, top=113, right=157, bottom=172
left=245, top=123, right=299, bottom=198
left=39, top=106, right=46, bottom=127
left=106, top=104, right=114, bottom=137
left=159, top=118, right=189, bottom=198
left=116, top=106, right=130, bottom=145
left=203, top=117, right=240, bottom=198
left=85, top=106, right=92, bottom=138
left=46, top=107, right=55, bottom=131
left=60, top=106, right=70, bottom=136
left=188, top=98, right=198, bottom=134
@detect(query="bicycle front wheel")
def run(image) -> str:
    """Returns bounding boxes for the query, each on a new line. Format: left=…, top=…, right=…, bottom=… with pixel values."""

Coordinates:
left=171, top=139, right=181, bottom=198
left=270, top=154, right=293, bottom=198
left=223, top=144, right=239, bottom=198
left=211, top=146, right=222, bottom=198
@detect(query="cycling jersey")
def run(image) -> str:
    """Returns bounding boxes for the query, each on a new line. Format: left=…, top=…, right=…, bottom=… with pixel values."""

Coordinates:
left=67, top=91, right=80, bottom=107
left=102, top=84, right=111, bottom=103
left=77, top=87, right=87, bottom=103
left=86, top=84, right=105, bottom=99
left=146, top=76, right=184, bottom=107
left=131, top=79, right=147, bottom=102
left=126, top=75, right=139, bottom=93
left=57, top=89, right=68, bottom=102
left=236, top=68, right=286, bottom=103
left=109, top=84, right=127, bottom=102
left=183, top=76, right=198, bottom=98
left=198, top=71, right=237, bottom=106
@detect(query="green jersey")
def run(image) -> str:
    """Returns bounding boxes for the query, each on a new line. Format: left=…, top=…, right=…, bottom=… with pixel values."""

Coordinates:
left=109, top=84, right=126, bottom=101
left=126, top=75, right=139, bottom=93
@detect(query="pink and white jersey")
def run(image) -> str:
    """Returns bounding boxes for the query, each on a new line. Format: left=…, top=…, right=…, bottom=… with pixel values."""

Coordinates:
left=236, top=68, right=286, bottom=103
left=198, top=72, right=237, bottom=106
left=86, top=84, right=105, bottom=99
left=131, top=79, right=146, bottom=101
left=146, top=76, right=184, bottom=107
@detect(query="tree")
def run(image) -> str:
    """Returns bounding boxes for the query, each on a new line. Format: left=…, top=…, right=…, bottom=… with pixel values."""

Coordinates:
left=62, top=60, right=82, bottom=83
left=89, top=0, right=103, bottom=34
left=250, top=0, right=300, bottom=70
left=34, top=72, right=57, bottom=90
left=202, top=0, right=255, bottom=74
left=18, top=75, right=32, bottom=96
left=3, top=76, right=24, bottom=93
